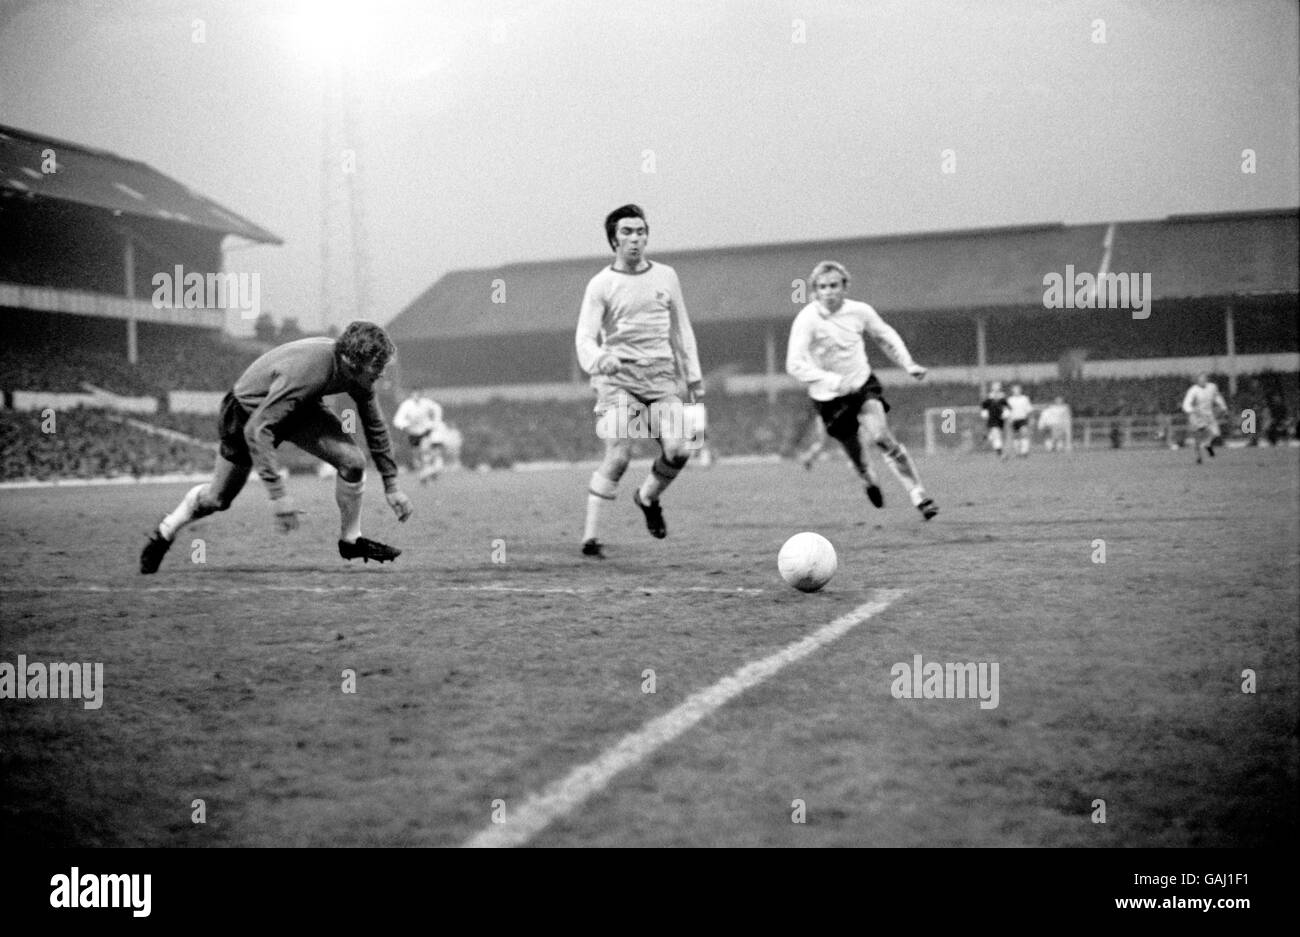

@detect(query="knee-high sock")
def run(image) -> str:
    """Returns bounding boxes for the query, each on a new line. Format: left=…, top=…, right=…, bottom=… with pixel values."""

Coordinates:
left=159, top=484, right=209, bottom=540
left=639, top=453, right=687, bottom=504
left=337, top=474, right=364, bottom=542
left=585, top=470, right=618, bottom=541
left=880, top=442, right=927, bottom=505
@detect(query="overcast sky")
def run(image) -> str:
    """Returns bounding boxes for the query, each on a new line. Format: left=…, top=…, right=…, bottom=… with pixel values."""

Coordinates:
left=2, top=0, right=1297, bottom=334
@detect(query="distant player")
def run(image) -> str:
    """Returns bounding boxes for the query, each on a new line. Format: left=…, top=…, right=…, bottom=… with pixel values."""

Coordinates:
left=575, top=204, right=704, bottom=557
left=139, top=321, right=413, bottom=573
left=786, top=260, right=937, bottom=520
left=1037, top=396, right=1071, bottom=452
left=980, top=381, right=1011, bottom=459
left=393, top=389, right=449, bottom=484
left=1181, top=372, right=1228, bottom=464
left=1005, top=384, right=1033, bottom=458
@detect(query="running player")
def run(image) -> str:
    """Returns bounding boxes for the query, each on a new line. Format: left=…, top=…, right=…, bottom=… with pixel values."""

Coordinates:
left=1005, top=383, right=1034, bottom=458
left=980, top=381, right=1011, bottom=459
left=139, top=321, right=413, bottom=573
left=575, top=204, right=704, bottom=557
left=1181, top=372, right=1228, bottom=464
left=1037, top=396, right=1071, bottom=452
left=785, top=260, right=937, bottom=520
left=393, top=389, right=449, bottom=484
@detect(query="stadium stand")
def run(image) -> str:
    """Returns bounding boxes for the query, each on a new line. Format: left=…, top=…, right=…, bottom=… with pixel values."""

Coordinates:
left=0, top=124, right=283, bottom=480
left=388, top=210, right=1298, bottom=387
left=1, top=308, right=263, bottom=396
left=0, top=408, right=212, bottom=481
left=2, top=152, right=1296, bottom=484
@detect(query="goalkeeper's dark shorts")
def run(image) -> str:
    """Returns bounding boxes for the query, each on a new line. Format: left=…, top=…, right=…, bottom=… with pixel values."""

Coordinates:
left=815, top=373, right=890, bottom=442
left=217, top=391, right=349, bottom=467
left=217, top=391, right=254, bottom=467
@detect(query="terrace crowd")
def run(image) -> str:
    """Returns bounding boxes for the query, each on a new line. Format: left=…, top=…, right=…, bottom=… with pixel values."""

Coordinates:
left=3, top=373, right=1294, bottom=481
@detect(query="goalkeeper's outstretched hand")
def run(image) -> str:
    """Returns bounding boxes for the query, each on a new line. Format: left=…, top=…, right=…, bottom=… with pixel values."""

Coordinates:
left=907, top=363, right=928, bottom=381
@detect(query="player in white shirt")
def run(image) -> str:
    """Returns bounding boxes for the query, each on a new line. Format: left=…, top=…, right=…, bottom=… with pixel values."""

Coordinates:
left=575, top=204, right=704, bottom=557
left=1005, top=384, right=1034, bottom=458
left=786, top=260, right=937, bottom=520
left=392, top=390, right=448, bottom=484
left=1037, top=397, right=1071, bottom=452
left=1181, top=373, right=1227, bottom=464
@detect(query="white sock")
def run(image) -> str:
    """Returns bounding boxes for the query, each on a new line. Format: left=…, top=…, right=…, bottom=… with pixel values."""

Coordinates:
left=881, top=442, right=923, bottom=499
left=336, top=474, right=364, bottom=542
left=585, top=471, right=617, bottom=541
left=159, top=484, right=206, bottom=540
left=584, top=494, right=605, bottom=541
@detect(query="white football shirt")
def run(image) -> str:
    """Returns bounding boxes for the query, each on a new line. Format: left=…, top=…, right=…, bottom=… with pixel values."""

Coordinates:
left=575, top=261, right=702, bottom=384
left=785, top=299, right=916, bottom=401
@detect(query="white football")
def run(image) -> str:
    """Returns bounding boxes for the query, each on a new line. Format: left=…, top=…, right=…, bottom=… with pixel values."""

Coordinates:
left=777, top=532, right=837, bottom=592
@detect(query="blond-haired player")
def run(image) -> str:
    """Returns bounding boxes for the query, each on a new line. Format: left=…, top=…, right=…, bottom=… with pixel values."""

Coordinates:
left=786, top=260, right=937, bottom=520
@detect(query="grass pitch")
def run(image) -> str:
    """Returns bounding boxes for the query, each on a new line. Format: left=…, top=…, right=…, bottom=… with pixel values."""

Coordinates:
left=1, top=446, right=1296, bottom=847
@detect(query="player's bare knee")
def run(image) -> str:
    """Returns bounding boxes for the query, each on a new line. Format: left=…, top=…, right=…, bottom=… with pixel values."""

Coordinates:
left=600, top=441, right=631, bottom=480
left=661, top=439, right=692, bottom=465
left=601, top=459, right=630, bottom=483
left=334, top=448, right=366, bottom=482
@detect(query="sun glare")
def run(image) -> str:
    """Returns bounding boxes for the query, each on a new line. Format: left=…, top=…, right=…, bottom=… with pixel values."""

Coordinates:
left=284, top=0, right=375, bottom=66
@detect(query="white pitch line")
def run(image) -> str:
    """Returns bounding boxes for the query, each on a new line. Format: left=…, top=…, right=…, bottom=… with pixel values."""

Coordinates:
left=0, top=584, right=766, bottom=596
left=462, top=589, right=906, bottom=848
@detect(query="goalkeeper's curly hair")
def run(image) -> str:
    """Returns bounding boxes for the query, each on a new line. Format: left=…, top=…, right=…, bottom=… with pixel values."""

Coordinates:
left=335, top=320, right=395, bottom=368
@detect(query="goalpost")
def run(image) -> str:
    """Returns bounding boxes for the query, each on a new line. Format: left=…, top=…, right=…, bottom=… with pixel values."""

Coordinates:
left=922, top=405, right=1074, bottom=454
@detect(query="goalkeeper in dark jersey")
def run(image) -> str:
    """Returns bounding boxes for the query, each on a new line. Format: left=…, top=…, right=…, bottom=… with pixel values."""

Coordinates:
left=140, top=320, right=413, bottom=573
left=980, top=381, right=1012, bottom=459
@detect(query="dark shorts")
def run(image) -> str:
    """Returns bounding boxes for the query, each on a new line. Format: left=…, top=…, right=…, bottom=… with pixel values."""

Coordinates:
left=815, top=373, right=890, bottom=440
left=217, top=391, right=349, bottom=467
left=1011, top=418, right=1028, bottom=432
left=217, top=391, right=254, bottom=466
